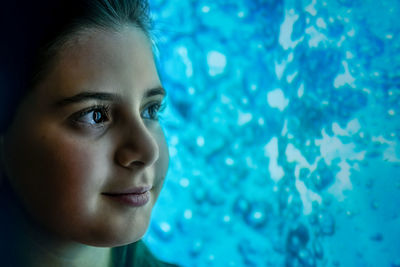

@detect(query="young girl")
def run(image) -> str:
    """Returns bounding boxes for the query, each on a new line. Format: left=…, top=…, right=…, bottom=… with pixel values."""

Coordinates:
left=0, top=0, right=178, bottom=266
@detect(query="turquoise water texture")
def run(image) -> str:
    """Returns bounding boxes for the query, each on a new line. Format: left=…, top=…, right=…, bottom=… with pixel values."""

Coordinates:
left=143, top=0, right=400, bottom=266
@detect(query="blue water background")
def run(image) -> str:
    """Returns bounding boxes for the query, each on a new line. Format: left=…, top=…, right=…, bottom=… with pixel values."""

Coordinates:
left=143, top=0, right=400, bottom=266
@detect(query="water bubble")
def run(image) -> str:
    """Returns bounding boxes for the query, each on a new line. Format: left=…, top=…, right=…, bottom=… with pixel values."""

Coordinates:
left=310, top=171, right=334, bottom=191
left=179, top=178, right=190, bottom=188
left=299, top=168, right=310, bottom=180
left=370, top=200, right=379, bottom=210
left=322, top=194, right=334, bottom=207
left=370, top=232, right=383, bottom=242
left=193, top=188, right=206, bottom=203
left=365, top=178, right=374, bottom=189
left=177, top=211, right=192, bottom=234
left=345, top=209, right=354, bottom=218
left=201, top=5, right=210, bottom=13
left=207, top=50, right=227, bottom=76
left=244, top=201, right=271, bottom=228
left=238, top=239, right=258, bottom=266
left=198, top=202, right=212, bottom=216
left=152, top=221, right=173, bottom=240
left=196, top=136, right=205, bottom=147
left=233, top=195, right=250, bottom=216
left=243, top=256, right=258, bottom=267
left=244, top=209, right=266, bottom=228
left=308, top=213, right=318, bottom=225
left=208, top=187, right=226, bottom=205
left=366, top=149, right=382, bottom=159
left=219, top=214, right=228, bottom=224
left=312, top=239, right=323, bottom=259
left=284, top=257, right=298, bottom=267
left=190, top=240, right=203, bottom=257
left=318, top=211, right=335, bottom=236
left=286, top=196, right=304, bottom=220
left=207, top=254, right=215, bottom=264
left=391, top=259, right=400, bottom=267
left=301, top=144, right=321, bottom=165
left=272, top=235, right=285, bottom=253
left=225, top=157, right=235, bottom=166
left=310, top=160, right=335, bottom=191
left=298, top=249, right=316, bottom=267
left=182, top=209, right=192, bottom=220
left=286, top=224, right=310, bottom=255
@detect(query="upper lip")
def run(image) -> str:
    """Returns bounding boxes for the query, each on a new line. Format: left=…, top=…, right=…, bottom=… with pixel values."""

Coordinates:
left=102, top=185, right=152, bottom=195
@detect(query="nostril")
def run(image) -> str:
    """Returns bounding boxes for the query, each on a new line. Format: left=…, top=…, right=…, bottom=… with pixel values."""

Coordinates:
left=115, top=143, right=157, bottom=169
left=129, top=161, right=145, bottom=167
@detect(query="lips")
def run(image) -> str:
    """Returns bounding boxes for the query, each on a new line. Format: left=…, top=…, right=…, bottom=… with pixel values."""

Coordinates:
left=102, top=185, right=152, bottom=207
left=103, top=185, right=152, bottom=195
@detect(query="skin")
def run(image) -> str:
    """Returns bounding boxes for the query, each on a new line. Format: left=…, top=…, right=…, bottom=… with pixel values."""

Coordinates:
left=0, top=25, right=169, bottom=267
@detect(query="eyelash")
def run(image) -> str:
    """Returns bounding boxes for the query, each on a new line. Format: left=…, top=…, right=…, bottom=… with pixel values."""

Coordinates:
left=72, top=105, right=112, bottom=127
left=71, top=101, right=166, bottom=127
left=141, top=101, right=167, bottom=120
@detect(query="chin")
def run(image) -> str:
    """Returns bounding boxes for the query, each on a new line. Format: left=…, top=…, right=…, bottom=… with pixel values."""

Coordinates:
left=86, top=220, right=150, bottom=248
left=82, top=233, right=145, bottom=248
left=111, top=230, right=147, bottom=247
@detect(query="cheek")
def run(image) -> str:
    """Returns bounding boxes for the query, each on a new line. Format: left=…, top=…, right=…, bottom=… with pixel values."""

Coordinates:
left=153, top=127, right=169, bottom=192
left=6, top=128, right=109, bottom=232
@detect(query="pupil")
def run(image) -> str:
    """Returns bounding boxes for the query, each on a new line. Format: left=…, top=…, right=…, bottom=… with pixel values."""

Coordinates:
left=93, top=111, right=102, bottom=122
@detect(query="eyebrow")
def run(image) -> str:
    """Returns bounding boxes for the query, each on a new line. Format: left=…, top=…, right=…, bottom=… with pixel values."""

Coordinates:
left=144, top=86, right=166, bottom=99
left=55, top=87, right=166, bottom=106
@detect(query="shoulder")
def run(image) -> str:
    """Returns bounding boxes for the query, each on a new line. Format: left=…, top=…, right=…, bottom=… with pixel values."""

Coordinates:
left=111, top=240, right=180, bottom=267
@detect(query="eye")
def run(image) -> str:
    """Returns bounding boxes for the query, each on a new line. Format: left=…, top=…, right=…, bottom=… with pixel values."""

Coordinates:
left=73, top=105, right=111, bottom=126
left=141, top=101, right=166, bottom=120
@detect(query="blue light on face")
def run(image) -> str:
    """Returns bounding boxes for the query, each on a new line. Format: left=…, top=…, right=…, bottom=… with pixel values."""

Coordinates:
left=146, top=0, right=400, bottom=266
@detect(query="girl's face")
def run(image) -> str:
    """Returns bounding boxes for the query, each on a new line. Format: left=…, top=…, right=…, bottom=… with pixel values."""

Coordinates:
left=2, top=26, right=169, bottom=247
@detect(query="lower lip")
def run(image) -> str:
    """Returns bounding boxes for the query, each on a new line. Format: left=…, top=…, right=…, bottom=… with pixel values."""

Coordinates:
left=104, top=191, right=150, bottom=207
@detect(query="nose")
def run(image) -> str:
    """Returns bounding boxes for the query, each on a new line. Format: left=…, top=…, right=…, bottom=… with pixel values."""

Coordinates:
left=115, top=118, right=159, bottom=170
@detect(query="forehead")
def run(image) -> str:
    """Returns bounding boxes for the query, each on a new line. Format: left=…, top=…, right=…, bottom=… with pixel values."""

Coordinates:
left=36, top=26, right=160, bottom=101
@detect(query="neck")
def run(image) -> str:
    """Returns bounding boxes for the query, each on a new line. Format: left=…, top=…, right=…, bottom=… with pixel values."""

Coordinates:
left=0, top=185, right=112, bottom=267
left=19, top=240, right=112, bottom=267
left=18, top=228, right=112, bottom=267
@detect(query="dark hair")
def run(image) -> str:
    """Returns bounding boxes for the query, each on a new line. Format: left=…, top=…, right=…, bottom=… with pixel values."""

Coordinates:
left=0, top=0, right=152, bottom=133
